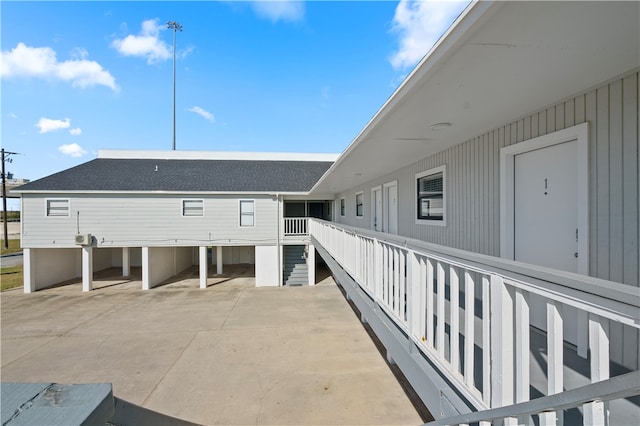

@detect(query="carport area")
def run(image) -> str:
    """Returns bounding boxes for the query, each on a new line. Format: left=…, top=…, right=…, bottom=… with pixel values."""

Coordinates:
left=1, top=273, right=425, bottom=425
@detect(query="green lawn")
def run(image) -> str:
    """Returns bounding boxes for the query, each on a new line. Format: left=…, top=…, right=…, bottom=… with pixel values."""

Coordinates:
left=1, top=265, right=23, bottom=291
left=1, top=239, right=21, bottom=256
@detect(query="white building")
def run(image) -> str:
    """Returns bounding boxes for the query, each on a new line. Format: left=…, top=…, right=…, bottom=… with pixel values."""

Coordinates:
left=14, top=1, right=640, bottom=424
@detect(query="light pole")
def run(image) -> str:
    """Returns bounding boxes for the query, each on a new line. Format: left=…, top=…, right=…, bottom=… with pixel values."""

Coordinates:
left=167, top=21, right=182, bottom=150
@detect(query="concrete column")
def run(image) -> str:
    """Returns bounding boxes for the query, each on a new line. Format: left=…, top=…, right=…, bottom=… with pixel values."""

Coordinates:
left=142, top=246, right=150, bottom=290
left=199, top=246, right=208, bottom=289
left=23, top=248, right=35, bottom=293
left=307, top=244, right=316, bottom=286
left=122, top=247, right=130, bottom=277
left=216, top=246, right=223, bottom=275
left=82, top=246, right=93, bottom=292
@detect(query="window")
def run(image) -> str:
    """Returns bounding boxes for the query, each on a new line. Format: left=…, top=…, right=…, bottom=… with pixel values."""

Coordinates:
left=340, top=198, right=345, bottom=216
left=239, top=200, right=255, bottom=227
left=355, top=192, right=364, bottom=217
left=416, top=165, right=446, bottom=224
left=46, top=199, right=69, bottom=217
left=182, top=199, right=204, bottom=216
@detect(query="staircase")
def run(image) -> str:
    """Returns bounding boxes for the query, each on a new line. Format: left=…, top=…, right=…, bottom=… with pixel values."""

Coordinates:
left=283, top=245, right=308, bottom=286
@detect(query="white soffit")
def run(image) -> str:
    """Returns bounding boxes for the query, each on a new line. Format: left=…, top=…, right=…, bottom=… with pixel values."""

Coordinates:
left=311, top=1, right=640, bottom=195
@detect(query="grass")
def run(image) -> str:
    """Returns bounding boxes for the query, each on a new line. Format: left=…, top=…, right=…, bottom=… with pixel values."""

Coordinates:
left=1, top=239, right=21, bottom=256
left=1, top=265, right=23, bottom=291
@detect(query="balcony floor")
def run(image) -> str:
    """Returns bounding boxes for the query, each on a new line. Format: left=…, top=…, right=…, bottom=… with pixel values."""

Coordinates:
left=1, top=266, right=425, bottom=425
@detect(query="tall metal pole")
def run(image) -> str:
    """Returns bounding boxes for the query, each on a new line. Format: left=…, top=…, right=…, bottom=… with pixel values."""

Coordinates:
left=167, top=21, right=182, bottom=150
left=2, top=148, right=7, bottom=249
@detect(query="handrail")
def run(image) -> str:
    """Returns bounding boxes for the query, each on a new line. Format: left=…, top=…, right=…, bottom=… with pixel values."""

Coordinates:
left=309, top=218, right=640, bottom=424
left=309, top=219, right=640, bottom=310
left=425, top=370, right=640, bottom=426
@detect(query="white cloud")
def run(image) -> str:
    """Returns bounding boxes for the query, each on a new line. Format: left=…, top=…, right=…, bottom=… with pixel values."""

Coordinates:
left=251, top=1, right=305, bottom=23
left=389, top=0, right=469, bottom=70
left=69, top=128, right=82, bottom=136
left=1, top=42, right=118, bottom=91
left=111, top=19, right=172, bottom=64
left=188, top=106, right=215, bottom=123
left=36, top=117, right=71, bottom=134
left=9, top=112, right=17, bottom=119
left=58, top=143, right=87, bottom=157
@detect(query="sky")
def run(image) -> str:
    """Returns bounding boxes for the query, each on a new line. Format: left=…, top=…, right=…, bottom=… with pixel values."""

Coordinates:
left=1, top=0, right=469, bottom=210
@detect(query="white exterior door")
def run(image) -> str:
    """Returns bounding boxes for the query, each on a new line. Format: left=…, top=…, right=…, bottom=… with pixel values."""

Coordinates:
left=372, top=187, right=382, bottom=231
left=514, top=140, right=578, bottom=273
left=383, top=182, right=398, bottom=234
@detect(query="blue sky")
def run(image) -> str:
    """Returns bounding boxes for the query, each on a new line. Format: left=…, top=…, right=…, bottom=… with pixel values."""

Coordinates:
left=1, top=0, right=469, bottom=205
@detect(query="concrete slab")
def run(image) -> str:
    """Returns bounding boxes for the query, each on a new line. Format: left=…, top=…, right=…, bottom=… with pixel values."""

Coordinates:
left=1, top=272, right=424, bottom=425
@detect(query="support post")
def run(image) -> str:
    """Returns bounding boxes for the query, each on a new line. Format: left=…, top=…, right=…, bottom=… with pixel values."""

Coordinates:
left=142, top=246, right=150, bottom=290
left=584, top=314, right=610, bottom=425
left=216, top=246, right=223, bottom=275
left=307, top=244, right=316, bottom=286
left=489, top=275, right=515, bottom=410
left=122, top=247, right=130, bottom=277
left=82, top=246, right=93, bottom=292
left=23, top=248, right=35, bottom=293
left=199, top=246, right=208, bottom=289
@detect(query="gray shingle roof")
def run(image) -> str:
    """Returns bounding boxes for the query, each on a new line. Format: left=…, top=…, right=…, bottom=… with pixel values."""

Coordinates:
left=16, top=158, right=333, bottom=193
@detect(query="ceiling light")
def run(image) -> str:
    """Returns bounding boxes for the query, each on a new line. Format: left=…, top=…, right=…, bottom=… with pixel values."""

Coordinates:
left=429, top=122, right=452, bottom=131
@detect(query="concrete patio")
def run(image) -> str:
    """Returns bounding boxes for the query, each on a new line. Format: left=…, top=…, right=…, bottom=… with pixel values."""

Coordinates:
left=1, top=267, right=426, bottom=425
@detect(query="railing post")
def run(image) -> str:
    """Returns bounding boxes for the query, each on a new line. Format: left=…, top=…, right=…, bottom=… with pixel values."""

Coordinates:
left=450, top=265, right=460, bottom=373
left=489, top=275, right=515, bottom=422
left=407, top=250, right=422, bottom=339
left=374, top=238, right=383, bottom=301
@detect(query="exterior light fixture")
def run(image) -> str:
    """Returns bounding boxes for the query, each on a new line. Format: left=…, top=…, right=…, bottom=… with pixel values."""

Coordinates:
left=429, top=122, right=452, bottom=131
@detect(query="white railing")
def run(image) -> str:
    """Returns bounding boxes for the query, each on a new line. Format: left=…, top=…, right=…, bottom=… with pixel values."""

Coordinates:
left=309, top=219, right=640, bottom=425
left=284, top=217, right=308, bottom=236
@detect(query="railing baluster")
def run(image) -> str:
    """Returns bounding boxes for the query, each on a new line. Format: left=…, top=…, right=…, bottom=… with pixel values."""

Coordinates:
left=482, top=275, right=490, bottom=406
left=540, top=301, right=563, bottom=426
left=584, top=314, right=610, bottom=425
left=464, top=270, right=475, bottom=389
left=450, top=265, right=460, bottom=373
left=515, top=289, right=530, bottom=405
left=437, top=261, right=446, bottom=359
left=394, top=248, right=401, bottom=316
left=400, top=251, right=407, bottom=322
left=426, top=258, right=435, bottom=348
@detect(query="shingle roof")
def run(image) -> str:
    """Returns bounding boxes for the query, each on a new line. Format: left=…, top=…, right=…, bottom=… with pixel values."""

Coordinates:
left=15, top=158, right=334, bottom=193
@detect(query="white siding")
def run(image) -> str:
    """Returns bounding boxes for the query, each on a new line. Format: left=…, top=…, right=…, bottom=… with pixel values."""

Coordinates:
left=22, top=194, right=279, bottom=248
left=335, top=71, right=639, bottom=288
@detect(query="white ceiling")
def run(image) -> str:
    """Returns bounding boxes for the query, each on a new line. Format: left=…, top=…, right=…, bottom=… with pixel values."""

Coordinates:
left=311, top=1, right=640, bottom=195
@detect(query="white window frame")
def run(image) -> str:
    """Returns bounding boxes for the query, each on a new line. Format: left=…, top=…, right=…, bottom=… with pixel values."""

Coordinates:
left=340, top=197, right=345, bottom=216
left=45, top=198, right=70, bottom=217
left=239, top=199, right=255, bottom=227
left=181, top=199, right=204, bottom=217
left=355, top=191, right=364, bottom=219
left=415, top=165, right=446, bottom=226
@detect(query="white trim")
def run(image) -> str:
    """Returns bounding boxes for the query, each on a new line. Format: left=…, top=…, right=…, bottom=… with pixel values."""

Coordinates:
left=239, top=199, right=255, bottom=228
left=415, top=165, right=447, bottom=227
left=98, top=149, right=339, bottom=162
left=370, top=185, right=382, bottom=230
left=181, top=198, right=204, bottom=217
left=44, top=198, right=70, bottom=217
left=355, top=191, right=364, bottom=219
left=499, top=122, right=589, bottom=275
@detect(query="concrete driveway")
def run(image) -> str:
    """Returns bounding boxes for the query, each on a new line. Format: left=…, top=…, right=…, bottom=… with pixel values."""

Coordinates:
left=1, top=270, right=424, bottom=425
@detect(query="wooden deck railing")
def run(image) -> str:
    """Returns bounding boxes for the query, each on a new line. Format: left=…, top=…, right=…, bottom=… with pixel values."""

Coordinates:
left=309, top=219, right=640, bottom=425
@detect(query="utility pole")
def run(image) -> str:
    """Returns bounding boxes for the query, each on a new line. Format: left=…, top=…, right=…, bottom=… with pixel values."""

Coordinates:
left=167, top=21, right=183, bottom=150
left=2, top=149, right=18, bottom=249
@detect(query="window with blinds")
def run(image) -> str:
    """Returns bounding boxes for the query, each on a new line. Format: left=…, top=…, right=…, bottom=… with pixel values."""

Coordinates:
left=239, top=200, right=254, bottom=227
left=46, top=199, right=69, bottom=217
left=340, top=198, right=345, bottom=216
left=182, top=199, right=204, bottom=216
left=416, top=166, right=445, bottom=223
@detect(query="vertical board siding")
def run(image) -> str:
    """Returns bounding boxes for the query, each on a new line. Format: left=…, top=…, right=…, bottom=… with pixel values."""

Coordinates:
left=335, top=71, right=639, bottom=288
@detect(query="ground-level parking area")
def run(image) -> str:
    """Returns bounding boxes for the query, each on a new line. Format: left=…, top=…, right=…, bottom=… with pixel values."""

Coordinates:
left=1, top=271, right=425, bottom=425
